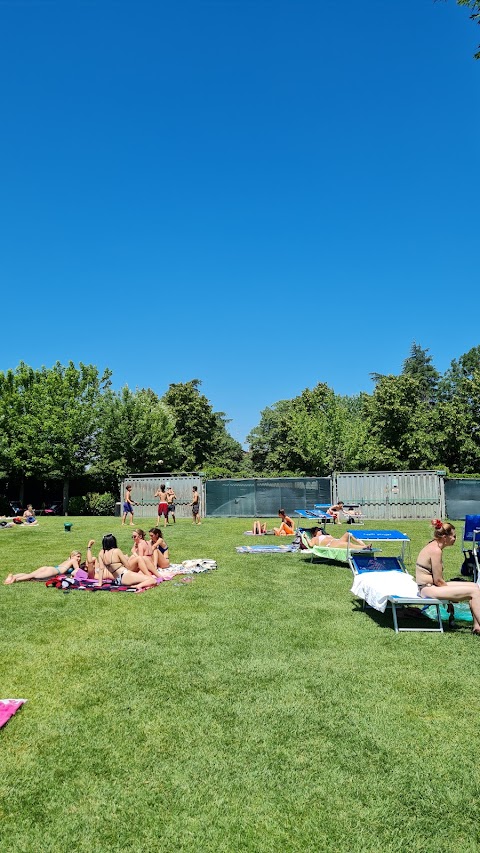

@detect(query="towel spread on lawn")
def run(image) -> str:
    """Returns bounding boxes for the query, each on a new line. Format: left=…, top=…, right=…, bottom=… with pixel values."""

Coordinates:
left=236, top=544, right=300, bottom=553
left=0, top=699, right=26, bottom=729
left=350, top=570, right=420, bottom=613
left=46, top=560, right=217, bottom=592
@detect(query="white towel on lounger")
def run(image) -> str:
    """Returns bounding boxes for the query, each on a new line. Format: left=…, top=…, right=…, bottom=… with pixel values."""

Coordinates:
left=351, top=570, right=420, bottom=613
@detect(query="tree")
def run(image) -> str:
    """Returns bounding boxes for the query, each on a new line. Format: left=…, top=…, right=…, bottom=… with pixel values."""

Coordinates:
left=0, top=362, right=111, bottom=509
left=362, top=374, right=439, bottom=470
left=162, top=380, right=243, bottom=471
left=402, top=342, right=439, bottom=402
left=91, top=386, right=181, bottom=492
left=247, top=383, right=368, bottom=476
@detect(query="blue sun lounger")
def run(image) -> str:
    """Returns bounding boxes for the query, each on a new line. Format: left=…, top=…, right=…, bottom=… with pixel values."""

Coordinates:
left=349, top=553, right=444, bottom=633
left=462, top=515, right=480, bottom=583
left=294, top=509, right=332, bottom=524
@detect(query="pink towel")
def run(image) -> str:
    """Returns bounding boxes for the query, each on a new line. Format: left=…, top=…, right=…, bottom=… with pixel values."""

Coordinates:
left=0, top=699, right=26, bottom=729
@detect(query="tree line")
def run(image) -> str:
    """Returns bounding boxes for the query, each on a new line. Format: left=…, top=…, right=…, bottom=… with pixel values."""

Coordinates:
left=1, top=344, right=480, bottom=510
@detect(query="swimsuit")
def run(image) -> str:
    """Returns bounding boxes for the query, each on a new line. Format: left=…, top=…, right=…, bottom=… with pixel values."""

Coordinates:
left=112, top=571, right=127, bottom=586
left=416, top=560, right=434, bottom=593
left=123, top=501, right=133, bottom=514
left=158, top=502, right=168, bottom=517
left=192, top=499, right=199, bottom=516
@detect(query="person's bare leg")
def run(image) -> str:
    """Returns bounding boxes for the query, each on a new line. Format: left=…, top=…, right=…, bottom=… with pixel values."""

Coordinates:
left=4, top=566, right=58, bottom=584
left=420, top=581, right=480, bottom=631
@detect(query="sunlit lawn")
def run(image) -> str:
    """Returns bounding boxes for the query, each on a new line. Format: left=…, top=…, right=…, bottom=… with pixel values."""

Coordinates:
left=1, top=516, right=479, bottom=852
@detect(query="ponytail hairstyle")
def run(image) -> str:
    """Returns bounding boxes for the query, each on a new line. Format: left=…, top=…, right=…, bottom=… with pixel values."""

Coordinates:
left=431, top=519, right=456, bottom=540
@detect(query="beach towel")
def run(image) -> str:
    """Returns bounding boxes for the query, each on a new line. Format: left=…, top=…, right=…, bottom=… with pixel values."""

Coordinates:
left=236, top=544, right=300, bottom=553
left=350, top=570, right=419, bottom=613
left=46, top=561, right=217, bottom=592
left=0, top=699, right=26, bottom=729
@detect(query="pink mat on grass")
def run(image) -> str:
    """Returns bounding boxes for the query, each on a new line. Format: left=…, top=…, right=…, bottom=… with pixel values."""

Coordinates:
left=0, top=699, right=26, bottom=729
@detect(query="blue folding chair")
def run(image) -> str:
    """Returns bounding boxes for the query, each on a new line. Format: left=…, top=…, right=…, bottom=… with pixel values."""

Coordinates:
left=462, top=515, right=480, bottom=583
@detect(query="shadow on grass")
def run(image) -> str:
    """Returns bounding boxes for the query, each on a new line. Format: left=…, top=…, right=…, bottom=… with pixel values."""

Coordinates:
left=350, top=600, right=473, bottom=633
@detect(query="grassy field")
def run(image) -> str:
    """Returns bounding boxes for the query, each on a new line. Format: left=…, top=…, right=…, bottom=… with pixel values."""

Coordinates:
left=1, top=516, right=479, bottom=852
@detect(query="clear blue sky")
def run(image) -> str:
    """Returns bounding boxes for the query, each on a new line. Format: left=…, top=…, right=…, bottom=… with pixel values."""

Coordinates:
left=0, top=0, right=478, bottom=446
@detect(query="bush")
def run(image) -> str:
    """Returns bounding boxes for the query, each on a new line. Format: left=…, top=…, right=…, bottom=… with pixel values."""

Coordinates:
left=68, top=496, right=88, bottom=515
left=87, top=492, right=116, bottom=516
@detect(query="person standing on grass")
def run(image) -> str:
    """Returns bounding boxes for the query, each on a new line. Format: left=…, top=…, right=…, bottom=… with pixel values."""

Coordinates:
left=122, top=484, right=136, bottom=526
left=191, top=486, right=201, bottom=525
left=154, top=484, right=169, bottom=528
left=166, top=486, right=177, bottom=524
left=416, top=519, right=480, bottom=636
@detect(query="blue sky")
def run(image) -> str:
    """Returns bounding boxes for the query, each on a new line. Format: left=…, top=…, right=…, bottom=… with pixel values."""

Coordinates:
left=0, top=0, right=479, bottom=446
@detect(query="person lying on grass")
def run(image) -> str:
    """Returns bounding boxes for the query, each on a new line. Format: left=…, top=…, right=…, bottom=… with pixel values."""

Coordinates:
left=97, top=533, right=157, bottom=589
left=4, top=549, right=89, bottom=584
left=303, top=526, right=369, bottom=550
left=416, top=519, right=480, bottom=636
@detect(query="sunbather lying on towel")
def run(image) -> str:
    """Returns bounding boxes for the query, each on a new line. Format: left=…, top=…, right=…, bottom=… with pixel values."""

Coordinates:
left=4, top=550, right=86, bottom=584
left=274, top=509, right=295, bottom=536
left=252, top=521, right=268, bottom=535
left=416, top=520, right=480, bottom=636
left=304, top=526, right=369, bottom=550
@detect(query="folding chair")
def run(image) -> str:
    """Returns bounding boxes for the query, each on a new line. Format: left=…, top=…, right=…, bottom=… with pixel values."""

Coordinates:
left=461, top=515, right=480, bottom=583
left=349, top=553, right=444, bottom=633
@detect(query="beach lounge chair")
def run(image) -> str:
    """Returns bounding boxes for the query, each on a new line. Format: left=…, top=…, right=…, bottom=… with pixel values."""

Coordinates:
left=461, top=515, right=480, bottom=583
left=299, top=531, right=369, bottom=565
left=349, top=553, right=444, bottom=633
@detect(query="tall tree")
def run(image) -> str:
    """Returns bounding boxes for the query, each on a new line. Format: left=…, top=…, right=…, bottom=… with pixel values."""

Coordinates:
left=402, top=342, right=439, bottom=402
left=91, top=386, right=181, bottom=492
left=0, top=362, right=111, bottom=509
left=162, top=379, right=243, bottom=470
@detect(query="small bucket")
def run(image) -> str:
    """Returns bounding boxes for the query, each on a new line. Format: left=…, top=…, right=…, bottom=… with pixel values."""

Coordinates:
left=64, top=522, right=73, bottom=532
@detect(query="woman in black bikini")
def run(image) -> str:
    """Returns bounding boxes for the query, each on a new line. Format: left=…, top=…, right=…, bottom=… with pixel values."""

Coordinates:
left=97, top=534, right=157, bottom=590
left=416, top=520, right=480, bottom=635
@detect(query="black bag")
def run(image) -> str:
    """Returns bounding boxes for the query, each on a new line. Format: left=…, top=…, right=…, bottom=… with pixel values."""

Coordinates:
left=461, top=550, right=476, bottom=577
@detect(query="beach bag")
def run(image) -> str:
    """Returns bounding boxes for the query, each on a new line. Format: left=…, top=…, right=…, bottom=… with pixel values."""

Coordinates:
left=461, top=550, right=476, bottom=578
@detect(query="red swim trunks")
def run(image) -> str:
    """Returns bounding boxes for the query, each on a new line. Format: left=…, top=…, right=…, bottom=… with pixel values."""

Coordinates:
left=158, top=502, right=168, bottom=517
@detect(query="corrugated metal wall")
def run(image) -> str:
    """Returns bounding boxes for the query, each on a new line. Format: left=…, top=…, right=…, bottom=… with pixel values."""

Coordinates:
left=119, top=475, right=204, bottom=519
left=206, top=478, right=332, bottom=517
left=334, top=471, right=444, bottom=520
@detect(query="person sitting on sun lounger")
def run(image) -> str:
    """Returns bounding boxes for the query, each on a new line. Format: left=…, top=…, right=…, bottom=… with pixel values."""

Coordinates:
left=416, top=519, right=480, bottom=636
left=304, top=526, right=369, bottom=550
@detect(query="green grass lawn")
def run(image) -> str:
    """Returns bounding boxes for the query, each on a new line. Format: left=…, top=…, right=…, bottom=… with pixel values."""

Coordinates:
left=1, top=517, right=479, bottom=852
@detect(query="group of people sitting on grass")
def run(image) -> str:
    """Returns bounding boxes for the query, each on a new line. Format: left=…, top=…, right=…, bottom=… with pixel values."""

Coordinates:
left=0, top=505, right=39, bottom=528
left=4, top=527, right=171, bottom=590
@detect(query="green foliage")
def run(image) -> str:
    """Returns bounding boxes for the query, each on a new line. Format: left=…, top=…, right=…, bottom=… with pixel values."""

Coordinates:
left=67, top=495, right=88, bottom=515
left=86, top=492, right=116, bottom=515
left=91, top=386, right=181, bottom=492
left=162, top=379, right=244, bottom=472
